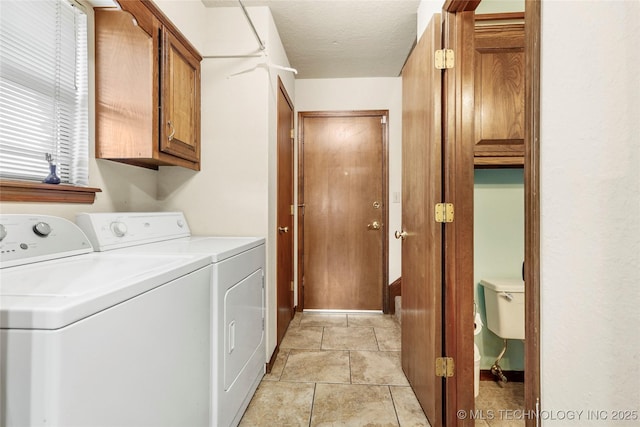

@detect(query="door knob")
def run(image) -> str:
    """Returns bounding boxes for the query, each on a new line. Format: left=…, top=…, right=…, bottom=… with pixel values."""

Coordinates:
left=394, top=230, right=408, bottom=240
left=367, top=221, right=381, bottom=230
left=278, top=226, right=289, bottom=233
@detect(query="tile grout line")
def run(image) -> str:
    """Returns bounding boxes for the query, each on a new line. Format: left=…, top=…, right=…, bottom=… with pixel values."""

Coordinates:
left=388, top=385, right=403, bottom=427
left=277, top=350, right=291, bottom=382
left=373, top=326, right=380, bottom=351
left=308, top=382, right=317, bottom=427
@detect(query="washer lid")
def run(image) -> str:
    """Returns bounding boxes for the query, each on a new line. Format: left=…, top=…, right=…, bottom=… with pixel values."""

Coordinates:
left=0, top=253, right=210, bottom=330
left=480, top=278, right=524, bottom=293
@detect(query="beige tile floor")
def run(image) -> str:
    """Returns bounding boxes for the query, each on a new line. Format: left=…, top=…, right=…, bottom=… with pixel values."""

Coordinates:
left=238, top=312, right=524, bottom=427
left=239, top=312, right=430, bottom=427
left=475, top=381, right=525, bottom=427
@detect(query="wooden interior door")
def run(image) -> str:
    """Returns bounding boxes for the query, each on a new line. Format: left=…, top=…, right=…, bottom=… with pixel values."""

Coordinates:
left=301, top=111, right=387, bottom=310
left=399, top=14, right=443, bottom=426
left=276, top=79, right=295, bottom=344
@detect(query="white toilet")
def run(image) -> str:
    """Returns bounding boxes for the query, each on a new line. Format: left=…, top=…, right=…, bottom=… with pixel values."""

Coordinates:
left=479, top=278, right=525, bottom=383
left=480, top=278, right=525, bottom=340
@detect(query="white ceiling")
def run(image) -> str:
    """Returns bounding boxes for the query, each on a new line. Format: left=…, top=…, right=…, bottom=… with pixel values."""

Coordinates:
left=201, top=0, right=422, bottom=79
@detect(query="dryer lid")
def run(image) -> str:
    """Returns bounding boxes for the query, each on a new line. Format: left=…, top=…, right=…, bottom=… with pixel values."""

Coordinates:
left=120, top=236, right=265, bottom=262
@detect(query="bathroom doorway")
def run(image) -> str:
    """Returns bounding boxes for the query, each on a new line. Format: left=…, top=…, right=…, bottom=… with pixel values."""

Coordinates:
left=472, top=7, right=527, bottom=417
left=474, top=168, right=526, bottom=416
left=471, top=1, right=541, bottom=425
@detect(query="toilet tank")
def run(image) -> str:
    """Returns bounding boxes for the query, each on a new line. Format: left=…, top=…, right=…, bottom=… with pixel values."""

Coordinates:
left=480, top=278, right=525, bottom=340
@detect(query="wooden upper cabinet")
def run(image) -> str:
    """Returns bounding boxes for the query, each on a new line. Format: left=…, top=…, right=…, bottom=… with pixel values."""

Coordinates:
left=160, top=28, right=200, bottom=163
left=95, top=0, right=202, bottom=171
left=474, top=21, right=525, bottom=167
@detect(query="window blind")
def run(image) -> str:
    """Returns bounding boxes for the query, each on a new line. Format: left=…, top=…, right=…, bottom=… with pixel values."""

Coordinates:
left=0, top=0, right=88, bottom=186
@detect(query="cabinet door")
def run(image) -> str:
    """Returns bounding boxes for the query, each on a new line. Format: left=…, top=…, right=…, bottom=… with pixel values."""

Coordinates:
left=474, top=24, right=524, bottom=166
left=95, top=6, right=159, bottom=163
left=161, top=28, right=201, bottom=164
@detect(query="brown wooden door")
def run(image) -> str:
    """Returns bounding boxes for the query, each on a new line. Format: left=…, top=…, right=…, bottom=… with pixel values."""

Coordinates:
left=301, top=112, right=386, bottom=310
left=161, top=27, right=200, bottom=163
left=400, top=13, right=443, bottom=426
left=401, top=6, right=494, bottom=427
left=276, top=79, right=295, bottom=344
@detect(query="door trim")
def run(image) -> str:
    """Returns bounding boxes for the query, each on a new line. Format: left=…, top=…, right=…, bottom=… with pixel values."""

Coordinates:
left=442, top=7, right=477, bottom=426
left=524, top=0, right=541, bottom=423
left=297, top=110, right=390, bottom=312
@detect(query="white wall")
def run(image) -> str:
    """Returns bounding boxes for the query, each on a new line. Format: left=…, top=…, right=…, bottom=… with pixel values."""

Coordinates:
left=157, top=5, right=270, bottom=236
left=475, top=0, right=525, bottom=15
left=0, top=4, right=161, bottom=219
left=540, top=1, right=640, bottom=422
left=417, top=1, right=442, bottom=40
left=295, top=78, right=404, bottom=288
left=155, top=3, right=295, bottom=363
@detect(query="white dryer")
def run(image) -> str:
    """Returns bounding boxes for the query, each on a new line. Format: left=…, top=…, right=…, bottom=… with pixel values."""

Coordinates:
left=76, top=212, right=266, bottom=427
left=0, top=215, right=211, bottom=427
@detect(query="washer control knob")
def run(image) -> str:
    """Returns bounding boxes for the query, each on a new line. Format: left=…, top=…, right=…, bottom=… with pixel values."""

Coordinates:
left=0, top=224, right=7, bottom=241
left=110, top=221, right=128, bottom=237
left=177, top=219, right=185, bottom=228
left=33, top=222, right=52, bottom=237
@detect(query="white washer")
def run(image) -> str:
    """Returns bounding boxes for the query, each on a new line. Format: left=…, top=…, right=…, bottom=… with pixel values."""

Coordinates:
left=0, top=214, right=212, bottom=427
left=76, top=212, right=266, bottom=427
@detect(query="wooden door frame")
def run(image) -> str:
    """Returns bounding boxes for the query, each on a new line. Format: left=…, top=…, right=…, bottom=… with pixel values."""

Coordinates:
left=523, top=0, right=541, bottom=423
left=297, top=110, right=390, bottom=313
left=441, top=1, right=541, bottom=426
left=442, top=6, right=476, bottom=426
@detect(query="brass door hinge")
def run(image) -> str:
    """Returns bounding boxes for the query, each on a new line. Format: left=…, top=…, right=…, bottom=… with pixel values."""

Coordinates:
left=290, top=204, right=295, bottom=215
left=435, top=49, right=455, bottom=69
left=436, top=357, right=455, bottom=377
left=435, top=203, right=454, bottom=223
left=290, top=129, right=295, bottom=139
left=290, top=280, right=294, bottom=291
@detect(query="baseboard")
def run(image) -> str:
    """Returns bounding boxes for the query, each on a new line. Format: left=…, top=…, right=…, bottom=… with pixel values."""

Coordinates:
left=388, top=277, right=401, bottom=314
left=266, top=345, right=280, bottom=374
left=480, top=369, right=525, bottom=383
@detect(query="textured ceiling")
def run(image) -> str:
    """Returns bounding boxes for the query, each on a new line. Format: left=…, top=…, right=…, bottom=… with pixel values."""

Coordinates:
left=201, top=0, right=421, bottom=79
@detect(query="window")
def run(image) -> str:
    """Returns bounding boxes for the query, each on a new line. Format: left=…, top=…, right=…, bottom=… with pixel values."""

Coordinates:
left=0, top=0, right=88, bottom=187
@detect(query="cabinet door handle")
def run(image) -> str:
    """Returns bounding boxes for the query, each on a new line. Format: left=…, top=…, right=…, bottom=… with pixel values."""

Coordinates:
left=167, top=120, right=175, bottom=141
